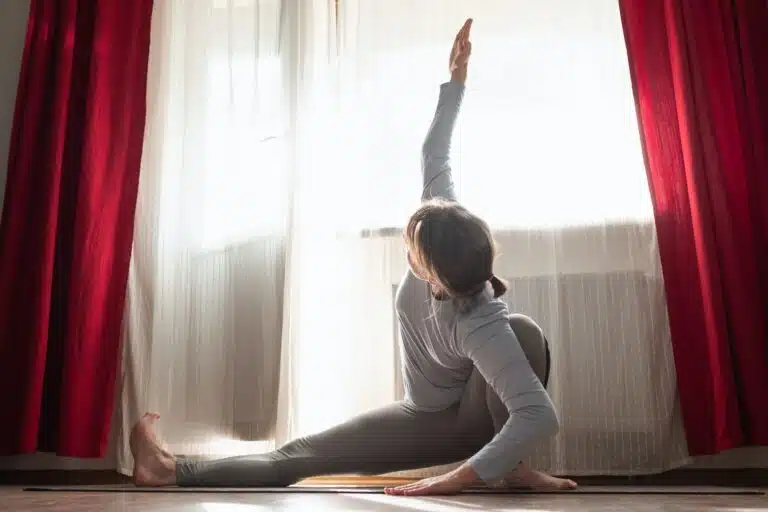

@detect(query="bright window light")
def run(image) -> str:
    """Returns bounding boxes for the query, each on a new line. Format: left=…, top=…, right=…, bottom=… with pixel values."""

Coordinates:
left=200, top=55, right=289, bottom=250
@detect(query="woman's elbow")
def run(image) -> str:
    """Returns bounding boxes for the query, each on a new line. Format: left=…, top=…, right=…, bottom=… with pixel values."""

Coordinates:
left=421, top=136, right=434, bottom=155
left=421, top=145, right=433, bottom=169
left=523, top=401, right=559, bottom=439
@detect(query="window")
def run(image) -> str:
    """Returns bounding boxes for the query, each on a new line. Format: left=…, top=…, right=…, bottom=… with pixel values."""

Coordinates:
left=197, top=0, right=653, bottom=248
left=327, top=0, right=652, bottom=231
left=198, top=0, right=288, bottom=250
left=202, top=54, right=288, bottom=249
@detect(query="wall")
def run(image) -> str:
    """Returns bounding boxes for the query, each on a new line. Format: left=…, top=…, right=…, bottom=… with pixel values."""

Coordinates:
left=0, top=0, right=29, bottom=215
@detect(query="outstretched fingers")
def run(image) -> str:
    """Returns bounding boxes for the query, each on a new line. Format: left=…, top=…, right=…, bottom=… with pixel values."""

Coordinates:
left=453, top=18, right=472, bottom=49
left=460, top=18, right=473, bottom=39
left=385, top=480, right=430, bottom=496
left=463, top=18, right=473, bottom=39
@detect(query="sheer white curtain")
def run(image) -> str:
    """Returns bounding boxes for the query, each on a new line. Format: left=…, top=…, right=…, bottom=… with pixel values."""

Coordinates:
left=120, top=0, right=692, bottom=476
left=117, top=0, right=294, bottom=473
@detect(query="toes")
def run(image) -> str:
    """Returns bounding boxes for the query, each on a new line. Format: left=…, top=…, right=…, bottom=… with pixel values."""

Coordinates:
left=553, top=478, right=578, bottom=490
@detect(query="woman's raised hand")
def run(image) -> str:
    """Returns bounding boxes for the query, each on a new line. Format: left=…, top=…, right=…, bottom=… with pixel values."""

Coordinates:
left=449, top=18, right=473, bottom=84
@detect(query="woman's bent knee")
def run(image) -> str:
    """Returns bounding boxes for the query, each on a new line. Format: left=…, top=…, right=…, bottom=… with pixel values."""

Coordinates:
left=507, top=314, right=542, bottom=335
left=507, top=314, right=549, bottom=386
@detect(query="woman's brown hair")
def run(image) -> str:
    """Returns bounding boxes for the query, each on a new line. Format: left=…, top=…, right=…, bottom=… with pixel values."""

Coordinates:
left=404, top=199, right=507, bottom=299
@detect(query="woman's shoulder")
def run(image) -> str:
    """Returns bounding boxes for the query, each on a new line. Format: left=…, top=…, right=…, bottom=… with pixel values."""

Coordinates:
left=455, top=292, right=510, bottom=334
left=453, top=295, right=512, bottom=355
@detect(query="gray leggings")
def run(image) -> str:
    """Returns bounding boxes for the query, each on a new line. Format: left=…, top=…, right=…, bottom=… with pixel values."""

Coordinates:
left=177, top=314, right=551, bottom=487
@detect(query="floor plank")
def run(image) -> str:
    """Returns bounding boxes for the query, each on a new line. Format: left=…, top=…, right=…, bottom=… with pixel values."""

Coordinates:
left=2, top=486, right=766, bottom=511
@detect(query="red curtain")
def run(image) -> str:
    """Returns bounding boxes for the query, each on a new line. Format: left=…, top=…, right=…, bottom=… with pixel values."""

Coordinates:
left=620, top=0, right=768, bottom=455
left=0, top=0, right=153, bottom=457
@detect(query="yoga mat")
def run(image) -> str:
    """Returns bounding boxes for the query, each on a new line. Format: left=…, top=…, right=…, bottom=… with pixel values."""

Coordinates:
left=23, top=485, right=765, bottom=495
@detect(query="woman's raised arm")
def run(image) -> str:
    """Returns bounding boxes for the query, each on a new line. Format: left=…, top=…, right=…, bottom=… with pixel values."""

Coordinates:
left=421, top=19, right=472, bottom=202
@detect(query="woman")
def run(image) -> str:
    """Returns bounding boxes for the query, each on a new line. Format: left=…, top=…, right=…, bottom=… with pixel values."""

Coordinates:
left=131, top=18, right=577, bottom=495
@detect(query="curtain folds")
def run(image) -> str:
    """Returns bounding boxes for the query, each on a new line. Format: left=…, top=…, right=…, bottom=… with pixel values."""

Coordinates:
left=0, top=0, right=153, bottom=457
left=620, top=0, right=768, bottom=455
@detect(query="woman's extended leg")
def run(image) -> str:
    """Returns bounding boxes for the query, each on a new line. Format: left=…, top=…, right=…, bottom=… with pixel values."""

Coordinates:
left=132, top=370, right=496, bottom=487
left=130, top=314, right=572, bottom=489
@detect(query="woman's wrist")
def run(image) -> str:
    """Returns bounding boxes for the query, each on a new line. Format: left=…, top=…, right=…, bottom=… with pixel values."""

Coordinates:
left=450, top=66, right=467, bottom=84
left=451, top=463, right=481, bottom=485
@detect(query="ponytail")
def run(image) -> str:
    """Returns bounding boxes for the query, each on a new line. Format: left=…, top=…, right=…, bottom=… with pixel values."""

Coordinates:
left=489, top=274, right=508, bottom=298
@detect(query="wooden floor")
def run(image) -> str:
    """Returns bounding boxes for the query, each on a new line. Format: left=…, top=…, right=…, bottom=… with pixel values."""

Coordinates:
left=2, top=486, right=766, bottom=511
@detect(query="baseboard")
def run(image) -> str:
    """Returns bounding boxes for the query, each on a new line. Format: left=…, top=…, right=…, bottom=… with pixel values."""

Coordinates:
left=0, top=468, right=766, bottom=487
left=0, top=470, right=130, bottom=486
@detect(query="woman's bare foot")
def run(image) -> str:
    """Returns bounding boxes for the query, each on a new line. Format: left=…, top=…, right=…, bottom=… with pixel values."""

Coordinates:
left=130, top=413, right=177, bottom=487
left=504, top=463, right=578, bottom=490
